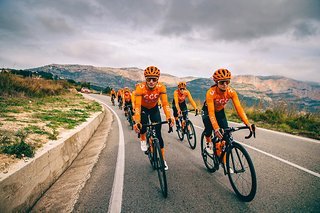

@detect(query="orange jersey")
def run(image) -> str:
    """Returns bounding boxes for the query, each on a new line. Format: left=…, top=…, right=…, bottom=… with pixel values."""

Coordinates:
left=173, top=89, right=197, bottom=110
left=123, top=90, right=132, bottom=102
left=117, top=89, right=123, bottom=97
left=206, top=85, right=249, bottom=130
left=134, top=82, right=171, bottom=123
left=111, top=90, right=116, bottom=95
left=131, top=90, right=136, bottom=109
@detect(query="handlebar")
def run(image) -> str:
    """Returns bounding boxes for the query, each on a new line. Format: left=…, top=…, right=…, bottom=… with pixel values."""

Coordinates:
left=179, top=109, right=199, bottom=117
left=224, top=124, right=256, bottom=139
left=141, top=120, right=173, bottom=133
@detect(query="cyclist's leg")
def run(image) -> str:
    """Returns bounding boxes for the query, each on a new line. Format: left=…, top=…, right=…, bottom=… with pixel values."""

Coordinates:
left=202, top=103, right=213, bottom=141
left=180, top=102, right=188, bottom=129
left=172, top=100, right=179, bottom=128
left=215, top=109, right=228, bottom=162
left=149, top=106, right=168, bottom=168
left=139, top=107, right=149, bottom=151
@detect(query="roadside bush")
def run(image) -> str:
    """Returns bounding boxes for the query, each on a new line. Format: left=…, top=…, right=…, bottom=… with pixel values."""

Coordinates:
left=0, top=130, right=35, bottom=158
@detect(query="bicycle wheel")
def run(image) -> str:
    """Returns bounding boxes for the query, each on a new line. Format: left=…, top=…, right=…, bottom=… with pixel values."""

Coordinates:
left=226, top=142, right=257, bottom=202
left=153, top=139, right=168, bottom=197
left=176, top=121, right=184, bottom=141
left=128, top=110, right=134, bottom=130
left=146, top=133, right=156, bottom=170
left=186, top=120, right=196, bottom=149
left=200, top=131, right=217, bottom=173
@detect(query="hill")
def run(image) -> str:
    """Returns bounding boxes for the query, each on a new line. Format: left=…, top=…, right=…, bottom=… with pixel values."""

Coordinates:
left=6, top=64, right=320, bottom=113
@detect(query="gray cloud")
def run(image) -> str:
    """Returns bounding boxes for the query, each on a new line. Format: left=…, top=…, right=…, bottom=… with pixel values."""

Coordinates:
left=158, top=0, right=320, bottom=41
left=0, top=0, right=319, bottom=82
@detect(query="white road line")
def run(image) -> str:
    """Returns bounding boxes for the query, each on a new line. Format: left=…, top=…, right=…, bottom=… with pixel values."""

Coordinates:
left=193, top=124, right=320, bottom=178
left=95, top=98, right=125, bottom=213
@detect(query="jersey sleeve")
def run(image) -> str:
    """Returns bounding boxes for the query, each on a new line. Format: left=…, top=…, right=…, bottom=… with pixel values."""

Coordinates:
left=206, top=88, right=220, bottom=130
left=134, top=85, right=143, bottom=123
left=173, top=90, right=180, bottom=110
left=131, top=91, right=136, bottom=109
left=230, top=89, right=250, bottom=126
left=186, top=90, right=197, bottom=110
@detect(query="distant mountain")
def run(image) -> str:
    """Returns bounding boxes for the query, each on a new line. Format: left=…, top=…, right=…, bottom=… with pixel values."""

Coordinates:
left=23, top=64, right=320, bottom=113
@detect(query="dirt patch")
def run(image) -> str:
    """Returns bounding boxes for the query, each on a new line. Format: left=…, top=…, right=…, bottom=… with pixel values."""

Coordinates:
left=0, top=93, right=102, bottom=173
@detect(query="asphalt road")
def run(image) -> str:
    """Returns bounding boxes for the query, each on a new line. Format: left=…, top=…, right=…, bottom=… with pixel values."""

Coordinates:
left=37, top=94, right=320, bottom=212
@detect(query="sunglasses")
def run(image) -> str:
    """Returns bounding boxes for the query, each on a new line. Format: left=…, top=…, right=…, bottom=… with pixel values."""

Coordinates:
left=179, top=88, right=185, bottom=91
left=146, top=77, right=159, bottom=82
left=218, top=80, right=230, bottom=85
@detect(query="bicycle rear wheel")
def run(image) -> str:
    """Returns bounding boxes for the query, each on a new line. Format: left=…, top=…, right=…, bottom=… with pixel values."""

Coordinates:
left=200, top=131, right=218, bottom=173
left=154, top=139, right=168, bottom=197
left=186, top=120, right=196, bottom=149
left=226, top=142, right=257, bottom=202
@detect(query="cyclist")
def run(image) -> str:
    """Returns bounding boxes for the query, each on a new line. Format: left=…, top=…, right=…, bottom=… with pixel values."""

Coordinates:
left=122, top=87, right=133, bottom=117
left=133, top=66, right=174, bottom=170
left=202, top=68, right=253, bottom=155
left=117, top=88, right=123, bottom=104
left=110, top=88, right=116, bottom=104
left=172, top=81, right=199, bottom=130
left=131, top=89, right=136, bottom=114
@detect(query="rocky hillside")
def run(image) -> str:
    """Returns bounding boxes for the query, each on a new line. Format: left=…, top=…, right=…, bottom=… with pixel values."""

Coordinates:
left=24, top=64, right=320, bottom=112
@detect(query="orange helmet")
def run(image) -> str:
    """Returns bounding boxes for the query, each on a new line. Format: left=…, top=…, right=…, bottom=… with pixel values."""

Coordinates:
left=144, top=66, right=160, bottom=77
left=178, top=81, right=186, bottom=88
left=213, top=68, right=231, bottom=82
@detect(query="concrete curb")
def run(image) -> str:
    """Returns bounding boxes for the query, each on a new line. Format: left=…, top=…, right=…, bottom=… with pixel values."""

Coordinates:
left=0, top=107, right=106, bottom=212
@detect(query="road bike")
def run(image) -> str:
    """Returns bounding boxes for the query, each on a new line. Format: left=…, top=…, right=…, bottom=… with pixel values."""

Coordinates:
left=144, top=121, right=173, bottom=198
left=200, top=124, right=257, bottom=202
left=126, top=105, right=134, bottom=130
left=176, top=109, right=198, bottom=149
left=118, top=97, right=123, bottom=110
left=111, top=95, right=115, bottom=106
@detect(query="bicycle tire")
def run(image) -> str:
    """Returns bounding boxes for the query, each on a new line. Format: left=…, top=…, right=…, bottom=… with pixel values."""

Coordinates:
left=186, top=120, right=196, bottom=149
left=146, top=133, right=156, bottom=170
left=128, top=110, right=134, bottom=130
left=200, top=131, right=217, bottom=173
left=154, top=139, right=168, bottom=197
left=176, top=121, right=184, bottom=141
left=226, top=142, right=257, bottom=202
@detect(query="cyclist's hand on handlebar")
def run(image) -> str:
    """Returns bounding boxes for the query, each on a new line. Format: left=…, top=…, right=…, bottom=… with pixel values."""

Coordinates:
left=167, top=118, right=174, bottom=133
left=133, top=122, right=142, bottom=133
left=167, top=117, right=174, bottom=127
left=248, top=124, right=256, bottom=138
left=214, top=128, right=224, bottom=140
left=177, top=110, right=181, bottom=116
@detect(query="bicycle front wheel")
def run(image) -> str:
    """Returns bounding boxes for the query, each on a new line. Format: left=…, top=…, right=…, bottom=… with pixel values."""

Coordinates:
left=146, top=134, right=156, bottom=170
left=176, top=122, right=184, bottom=141
left=200, top=131, right=217, bottom=173
left=186, top=120, right=196, bottom=149
left=154, top=139, right=168, bottom=198
left=226, top=142, right=257, bottom=202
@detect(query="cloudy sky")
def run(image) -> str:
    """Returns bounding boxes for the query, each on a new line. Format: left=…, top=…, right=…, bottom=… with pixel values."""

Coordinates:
left=1, top=0, right=320, bottom=82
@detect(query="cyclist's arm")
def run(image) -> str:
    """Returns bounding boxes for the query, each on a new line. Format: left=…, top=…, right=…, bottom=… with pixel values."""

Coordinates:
left=134, top=94, right=142, bottom=123
left=206, top=89, right=220, bottom=131
left=160, top=93, right=172, bottom=120
left=173, top=90, right=180, bottom=111
left=186, top=90, right=197, bottom=110
left=231, top=90, right=250, bottom=126
left=131, top=92, right=136, bottom=110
